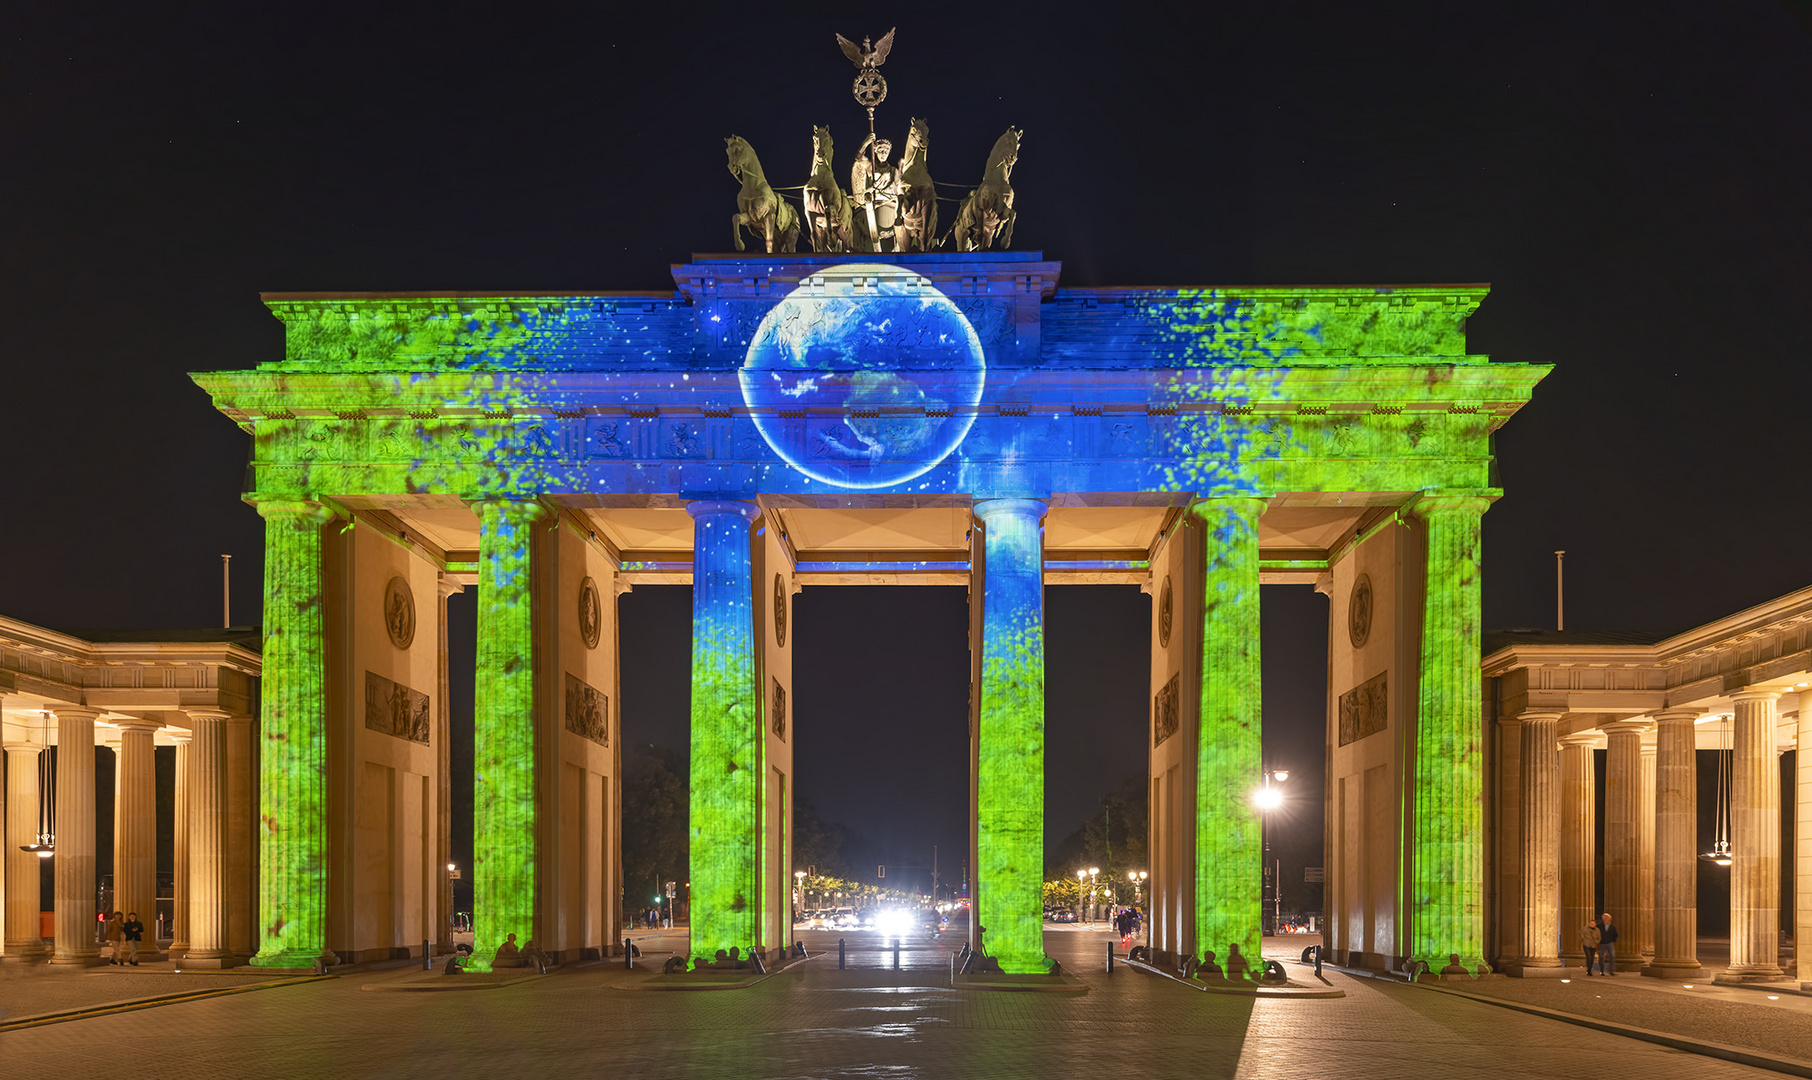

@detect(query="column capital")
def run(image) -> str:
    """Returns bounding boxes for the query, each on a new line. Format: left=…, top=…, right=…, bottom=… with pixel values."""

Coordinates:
left=1405, top=489, right=1501, bottom=519
left=684, top=498, right=761, bottom=523
left=1731, top=688, right=1781, bottom=704
left=1558, top=731, right=1600, bottom=748
left=1603, top=719, right=1654, bottom=737
left=972, top=497, right=1049, bottom=524
left=1653, top=707, right=1704, bottom=723
left=183, top=708, right=232, bottom=724
left=436, top=575, right=466, bottom=599
left=1510, top=710, right=1566, bottom=724
left=51, top=705, right=102, bottom=722
left=252, top=499, right=335, bottom=525
left=113, top=717, right=162, bottom=734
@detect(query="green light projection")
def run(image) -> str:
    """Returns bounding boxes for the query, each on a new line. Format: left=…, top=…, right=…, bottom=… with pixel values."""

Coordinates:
left=1192, top=496, right=1266, bottom=979
left=1408, top=491, right=1494, bottom=971
left=467, top=499, right=547, bottom=972
left=687, top=500, right=764, bottom=964
left=973, top=499, right=1049, bottom=974
left=250, top=500, right=335, bottom=968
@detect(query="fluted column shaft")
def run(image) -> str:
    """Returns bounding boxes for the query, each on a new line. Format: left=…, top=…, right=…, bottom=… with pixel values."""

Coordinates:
left=169, top=735, right=191, bottom=956
left=185, top=711, right=232, bottom=962
left=1604, top=721, right=1649, bottom=965
left=5, top=731, right=51, bottom=958
left=1192, top=496, right=1264, bottom=978
left=469, top=499, right=548, bottom=973
left=1409, top=492, right=1494, bottom=971
left=114, top=720, right=160, bottom=957
left=51, top=707, right=100, bottom=964
left=1517, top=713, right=1563, bottom=968
left=1637, top=738, right=1657, bottom=959
left=1725, top=690, right=1782, bottom=978
left=1797, top=690, right=1811, bottom=986
left=1648, top=709, right=1701, bottom=974
left=1559, top=734, right=1596, bottom=963
left=436, top=577, right=461, bottom=953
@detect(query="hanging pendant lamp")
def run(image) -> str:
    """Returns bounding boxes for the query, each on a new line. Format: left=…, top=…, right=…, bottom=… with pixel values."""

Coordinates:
left=1700, top=713, right=1732, bottom=867
left=18, top=710, right=54, bottom=858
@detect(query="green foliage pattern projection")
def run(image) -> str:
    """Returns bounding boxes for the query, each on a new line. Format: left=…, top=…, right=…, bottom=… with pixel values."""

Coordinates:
left=1192, top=497, right=1266, bottom=978
left=467, top=499, right=546, bottom=972
left=687, top=501, right=764, bottom=964
left=973, top=500, right=1049, bottom=974
left=250, top=500, right=335, bottom=968
left=1408, top=492, right=1494, bottom=971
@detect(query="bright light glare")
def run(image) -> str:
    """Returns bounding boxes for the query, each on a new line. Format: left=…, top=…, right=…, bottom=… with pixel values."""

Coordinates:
left=875, top=908, right=912, bottom=936
left=1253, top=787, right=1284, bottom=811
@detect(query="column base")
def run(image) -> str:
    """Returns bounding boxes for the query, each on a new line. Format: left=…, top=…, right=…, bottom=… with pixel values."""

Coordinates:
left=49, top=953, right=107, bottom=967
left=178, top=952, right=248, bottom=970
left=1505, top=960, right=1568, bottom=978
left=1, top=942, right=51, bottom=962
left=249, top=947, right=337, bottom=972
left=1715, top=965, right=1785, bottom=983
left=1642, top=961, right=1706, bottom=979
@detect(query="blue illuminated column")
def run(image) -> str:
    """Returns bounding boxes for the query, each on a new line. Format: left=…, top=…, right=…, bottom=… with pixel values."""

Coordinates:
left=1192, top=496, right=1265, bottom=978
left=687, top=499, right=763, bottom=964
left=468, top=498, right=547, bottom=973
left=972, top=498, right=1048, bottom=974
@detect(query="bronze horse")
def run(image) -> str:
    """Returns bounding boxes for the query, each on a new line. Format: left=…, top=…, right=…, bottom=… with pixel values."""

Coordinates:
left=953, top=128, right=1021, bottom=252
left=802, top=126, right=853, bottom=253
left=727, top=135, right=799, bottom=253
left=896, top=117, right=938, bottom=252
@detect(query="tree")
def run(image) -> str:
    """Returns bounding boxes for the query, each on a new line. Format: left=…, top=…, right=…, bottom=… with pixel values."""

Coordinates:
left=1047, top=771, right=1149, bottom=879
left=621, top=742, right=688, bottom=906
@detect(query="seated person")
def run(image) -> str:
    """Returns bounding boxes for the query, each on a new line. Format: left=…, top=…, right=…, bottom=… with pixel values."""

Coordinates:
left=492, top=932, right=524, bottom=967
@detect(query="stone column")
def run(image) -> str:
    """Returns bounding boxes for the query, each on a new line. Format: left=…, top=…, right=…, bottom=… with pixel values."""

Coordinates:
left=114, top=719, right=160, bottom=960
left=1603, top=720, right=1650, bottom=968
left=225, top=716, right=255, bottom=959
left=168, top=733, right=191, bottom=957
left=51, top=706, right=101, bottom=965
left=1637, top=734, right=1657, bottom=960
left=4, top=721, right=52, bottom=960
left=1408, top=491, right=1495, bottom=972
left=435, top=575, right=462, bottom=955
left=184, top=710, right=234, bottom=967
left=1647, top=708, right=1701, bottom=976
left=1558, top=732, right=1596, bottom=965
left=972, top=498, right=1050, bottom=975
left=1797, top=689, right=1811, bottom=989
left=1723, top=690, right=1783, bottom=980
left=1191, top=496, right=1264, bottom=978
left=470, top=499, right=548, bottom=973
left=250, top=499, right=335, bottom=970
left=1516, top=712, right=1563, bottom=972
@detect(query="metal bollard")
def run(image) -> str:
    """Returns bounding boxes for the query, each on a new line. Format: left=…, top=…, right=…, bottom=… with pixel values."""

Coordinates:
left=1314, top=944, right=1322, bottom=977
left=839, top=937, right=846, bottom=970
left=625, top=937, right=633, bottom=970
left=423, top=938, right=431, bottom=971
left=893, top=938, right=901, bottom=970
left=1107, top=940, right=1115, bottom=973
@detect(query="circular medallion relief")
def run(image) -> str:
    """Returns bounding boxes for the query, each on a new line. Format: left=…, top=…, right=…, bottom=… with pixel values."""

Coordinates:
left=774, top=573, right=788, bottom=648
left=578, top=576, right=602, bottom=650
left=1158, top=575, right=1174, bottom=648
left=383, top=576, right=416, bottom=650
left=1349, top=573, right=1374, bottom=649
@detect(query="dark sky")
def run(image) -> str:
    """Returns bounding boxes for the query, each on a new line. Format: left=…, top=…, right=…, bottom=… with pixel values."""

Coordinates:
left=5, top=4, right=1810, bottom=885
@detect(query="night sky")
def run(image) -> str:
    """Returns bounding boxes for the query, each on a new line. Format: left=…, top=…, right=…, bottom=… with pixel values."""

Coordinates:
left=4, top=5, right=1809, bottom=892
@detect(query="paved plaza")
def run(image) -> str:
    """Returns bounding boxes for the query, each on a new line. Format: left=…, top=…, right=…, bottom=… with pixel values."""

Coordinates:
left=4, top=931, right=1808, bottom=1079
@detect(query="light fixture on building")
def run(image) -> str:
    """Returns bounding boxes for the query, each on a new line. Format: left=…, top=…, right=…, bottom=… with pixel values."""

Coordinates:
left=1700, top=714, right=1733, bottom=867
left=19, top=712, right=54, bottom=858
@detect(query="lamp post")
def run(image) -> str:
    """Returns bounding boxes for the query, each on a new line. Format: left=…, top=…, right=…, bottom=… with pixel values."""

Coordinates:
left=1130, top=870, right=1147, bottom=935
left=1075, top=869, right=1086, bottom=924
left=793, top=870, right=806, bottom=925
left=1088, top=867, right=1100, bottom=926
left=1254, top=768, right=1288, bottom=934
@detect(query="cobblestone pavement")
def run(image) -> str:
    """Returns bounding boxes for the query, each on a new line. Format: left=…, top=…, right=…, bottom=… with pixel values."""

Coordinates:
left=1, top=931, right=1796, bottom=1079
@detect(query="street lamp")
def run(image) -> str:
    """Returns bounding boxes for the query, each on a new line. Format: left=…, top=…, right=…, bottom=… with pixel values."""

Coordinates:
left=1088, top=867, right=1099, bottom=926
left=794, top=870, right=806, bottom=925
left=1254, top=768, right=1289, bottom=934
left=1075, top=869, right=1086, bottom=924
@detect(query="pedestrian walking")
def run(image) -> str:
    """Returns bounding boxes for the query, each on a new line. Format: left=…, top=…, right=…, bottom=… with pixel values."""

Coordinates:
left=1577, top=920, right=1600, bottom=974
left=120, top=912, right=144, bottom=966
left=1597, top=913, right=1618, bottom=975
left=105, top=911, right=124, bottom=964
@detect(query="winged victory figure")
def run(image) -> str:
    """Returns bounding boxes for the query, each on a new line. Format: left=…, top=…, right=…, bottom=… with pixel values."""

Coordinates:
left=836, top=28, right=895, bottom=70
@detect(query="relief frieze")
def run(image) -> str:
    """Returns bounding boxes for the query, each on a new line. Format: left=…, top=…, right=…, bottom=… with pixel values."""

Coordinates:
left=564, top=671, right=609, bottom=746
left=364, top=671, right=429, bottom=744
left=1338, top=670, right=1388, bottom=746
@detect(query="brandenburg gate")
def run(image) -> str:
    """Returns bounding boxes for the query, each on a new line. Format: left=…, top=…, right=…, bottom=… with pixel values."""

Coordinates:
left=192, top=252, right=1546, bottom=975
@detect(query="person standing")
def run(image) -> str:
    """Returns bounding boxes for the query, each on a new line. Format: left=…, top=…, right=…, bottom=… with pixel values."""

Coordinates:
left=1578, top=920, right=1601, bottom=975
left=104, top=911, right=124, bottom=964
left=120, top=912, right=144, bottom=966
left=1597, top=913, right=1619, bottom=975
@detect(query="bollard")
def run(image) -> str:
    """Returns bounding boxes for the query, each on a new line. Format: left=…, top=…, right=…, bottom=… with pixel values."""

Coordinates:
left=893, top=938, right=901, bottom=970
left=423, top=938, right=431, bottom=971
left=625, top=937, right=633, bottom=970
left=1314, top=944, right=1322, bottom=977
left=1107, top=939, right=1115, bottom=973
left=839, top=937, right=846, bottom=970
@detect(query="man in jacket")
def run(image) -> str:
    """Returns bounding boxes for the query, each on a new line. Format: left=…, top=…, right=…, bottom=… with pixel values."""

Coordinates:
left=120, top=912, right=145, bottom=966
left=1597, top=913, right=1619, bottom=975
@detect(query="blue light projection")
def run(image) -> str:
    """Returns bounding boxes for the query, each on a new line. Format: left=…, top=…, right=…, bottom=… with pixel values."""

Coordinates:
left=738, top=264, right=985, bottom=489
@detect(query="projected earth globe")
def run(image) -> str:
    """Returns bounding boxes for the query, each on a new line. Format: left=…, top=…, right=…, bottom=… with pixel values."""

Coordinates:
left=738, top=265, right=986, bottom=489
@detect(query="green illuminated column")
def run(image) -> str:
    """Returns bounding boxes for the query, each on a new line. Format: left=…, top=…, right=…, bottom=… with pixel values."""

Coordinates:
left=973, top=498, right=1048, bottom=975
left=251, top=499, right=336, bottom=969
left=1192, top=496, right=1265, bottom=978
left=1407, top=490, right=1495, bottom=973
left=468, top=499, right=547, bottom=973
left=687, top=499, right=763, bottom=965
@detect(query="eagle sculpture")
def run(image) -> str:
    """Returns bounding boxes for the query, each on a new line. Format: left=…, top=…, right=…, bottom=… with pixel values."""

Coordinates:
left=836, top=28, right=895, bottom=70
